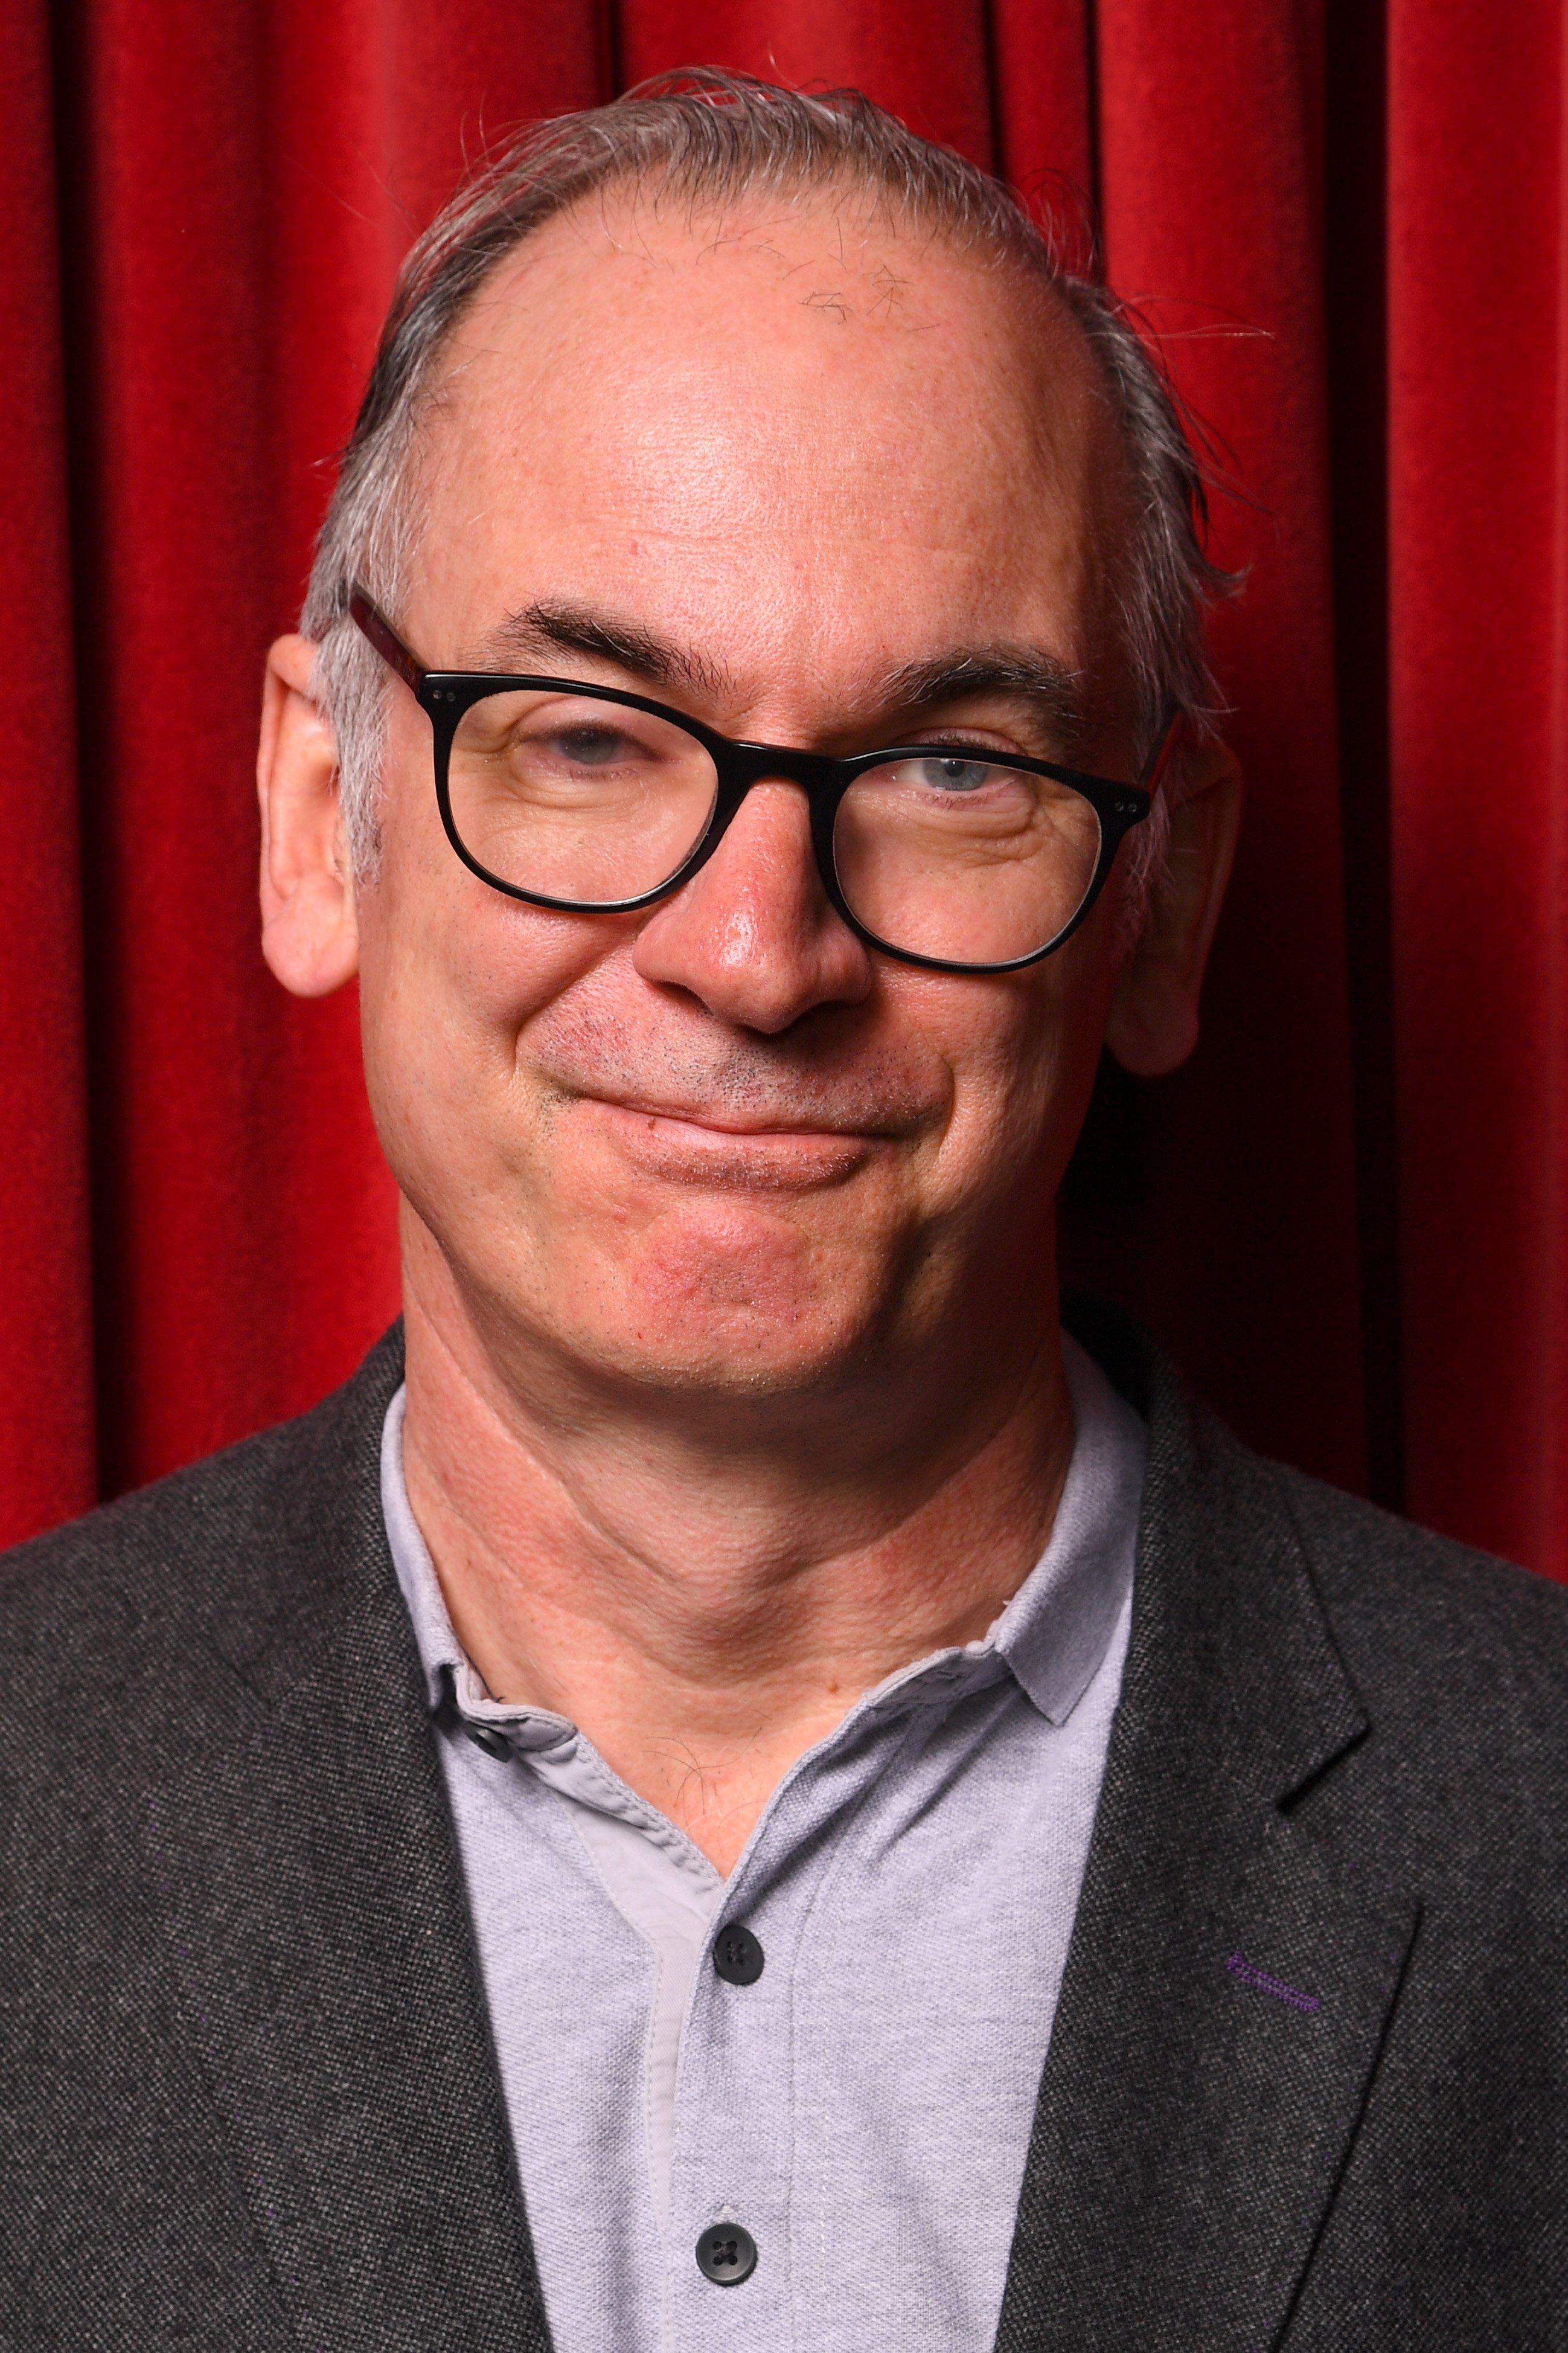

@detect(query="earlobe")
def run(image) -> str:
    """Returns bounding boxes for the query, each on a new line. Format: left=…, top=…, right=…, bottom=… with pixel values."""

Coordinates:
left=1102, top=737, right=1243, bottom=1079
left=257, top=635, right=361, bottom=999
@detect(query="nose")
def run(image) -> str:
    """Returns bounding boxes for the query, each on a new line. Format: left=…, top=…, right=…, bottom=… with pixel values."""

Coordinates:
left=632, top=778, right=873, bottom=1033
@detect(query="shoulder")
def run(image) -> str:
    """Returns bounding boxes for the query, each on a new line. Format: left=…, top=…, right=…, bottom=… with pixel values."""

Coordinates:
left=1068, top=1291, right=1568, bottom=1803
left=0, top=1323, right=406, bottom=1731
left=1073, top=1277, right=1568, bottom=1701
left=1171, top=1398, right=1568, bottom=1866
left=1280, top=1454, right=1568, bottom=1642
left=1272, top=1456, right=1568, bottom=1753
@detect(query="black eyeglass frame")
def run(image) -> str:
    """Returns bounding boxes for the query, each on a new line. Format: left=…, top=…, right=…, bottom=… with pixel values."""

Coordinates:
left=350, top=589, right=1170, bottom=975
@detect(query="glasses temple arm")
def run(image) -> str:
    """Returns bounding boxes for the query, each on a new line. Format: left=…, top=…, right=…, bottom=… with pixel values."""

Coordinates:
left=348, top=589, right=427, bottom=693
left=1137, top=708, right=1187, bottom=799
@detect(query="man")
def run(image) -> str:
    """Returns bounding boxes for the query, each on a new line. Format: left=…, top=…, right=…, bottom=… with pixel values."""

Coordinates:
left=2, top=71, right=1564, bottom=2353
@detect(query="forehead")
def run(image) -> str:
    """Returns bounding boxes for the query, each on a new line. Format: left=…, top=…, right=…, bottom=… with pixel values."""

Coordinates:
left=406, top=185, right=1131, bottom=698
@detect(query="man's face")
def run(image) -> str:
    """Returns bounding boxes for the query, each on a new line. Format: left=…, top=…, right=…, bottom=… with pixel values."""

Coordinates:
left=355, top=188, right=1141, bottom=1409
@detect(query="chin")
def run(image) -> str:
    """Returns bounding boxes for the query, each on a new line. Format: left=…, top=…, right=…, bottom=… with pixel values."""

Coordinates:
left=560, top=1224, right=894, bottom=1401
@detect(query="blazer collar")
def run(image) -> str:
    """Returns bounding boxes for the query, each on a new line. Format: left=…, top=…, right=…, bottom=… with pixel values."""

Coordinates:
left=994, top=1303, right=1418, bottom=2349
left=139, top=1322, right=555, bottom=2352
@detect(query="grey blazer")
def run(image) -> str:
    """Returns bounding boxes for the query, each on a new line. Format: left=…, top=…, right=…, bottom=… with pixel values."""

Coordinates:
left=2, top=1305, right=1566, bottom=2349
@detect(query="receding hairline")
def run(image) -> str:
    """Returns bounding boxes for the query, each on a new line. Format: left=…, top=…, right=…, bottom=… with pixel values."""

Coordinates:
left=409, top=159, right=1110, bottom=435
left=394, top=182, right=1136, bottom=762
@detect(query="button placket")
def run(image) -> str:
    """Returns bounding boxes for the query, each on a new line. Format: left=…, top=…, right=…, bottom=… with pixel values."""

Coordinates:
left=667, top=1851, right=792, bottom=2345
left=669, top=1723, right=914, bottom=2346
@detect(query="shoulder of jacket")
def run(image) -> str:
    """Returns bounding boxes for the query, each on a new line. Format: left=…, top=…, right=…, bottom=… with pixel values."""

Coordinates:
left=1262, top=1455, right=1568, bottom=1738
left=0, top=1323, right=406, bottom=1719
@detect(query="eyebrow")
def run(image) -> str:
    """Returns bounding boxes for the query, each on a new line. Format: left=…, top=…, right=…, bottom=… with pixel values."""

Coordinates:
left=477, top=605, right=1089, bottom=748
left=480, top=604, right=733, bottom=701
left=875, top=648, right=1091, bottom=750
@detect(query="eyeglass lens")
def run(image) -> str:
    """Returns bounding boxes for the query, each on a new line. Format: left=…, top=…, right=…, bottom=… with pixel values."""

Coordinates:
left=446, top=688, right=1104, bottom=966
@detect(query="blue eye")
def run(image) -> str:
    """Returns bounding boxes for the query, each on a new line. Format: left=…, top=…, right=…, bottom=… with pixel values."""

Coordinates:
left=915, top=757, right=993, bottom=793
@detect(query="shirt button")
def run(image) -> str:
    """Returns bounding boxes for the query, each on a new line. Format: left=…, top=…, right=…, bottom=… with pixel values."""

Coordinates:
left=464, top=1722, right=512, bottom=1761
left=696, top=2222, right=758, bottom=2285
left=712, top=1924, right=765, bottom=1985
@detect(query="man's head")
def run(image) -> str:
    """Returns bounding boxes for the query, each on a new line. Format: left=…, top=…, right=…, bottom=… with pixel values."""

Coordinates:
left=258, top=75, right=1240, bottom=1435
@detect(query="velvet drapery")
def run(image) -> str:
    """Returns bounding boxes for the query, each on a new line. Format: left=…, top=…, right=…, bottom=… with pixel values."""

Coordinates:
left=2, top=0, right=1563, bottom=1578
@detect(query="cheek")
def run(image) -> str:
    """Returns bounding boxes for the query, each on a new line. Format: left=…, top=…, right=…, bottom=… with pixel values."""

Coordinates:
left=353, top=826, right=625, bottom=1169
left=900, top=942, right=1115, bottom=1198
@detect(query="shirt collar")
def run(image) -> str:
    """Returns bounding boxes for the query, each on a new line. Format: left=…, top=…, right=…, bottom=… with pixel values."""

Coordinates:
left=977, top=1334, right=1145, bottom=1724
left=382, top=1331, right=1145, bottom=1738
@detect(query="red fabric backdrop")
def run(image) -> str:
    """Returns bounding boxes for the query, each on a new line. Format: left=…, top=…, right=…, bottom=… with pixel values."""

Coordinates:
left=1, top=0, right=1562, bottom=1577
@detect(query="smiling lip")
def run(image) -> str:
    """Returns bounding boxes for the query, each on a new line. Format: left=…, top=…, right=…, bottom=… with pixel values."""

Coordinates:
left=596, top=1096, right=882, bottom=1139
left=583, top=1096, right=888, bottom=1187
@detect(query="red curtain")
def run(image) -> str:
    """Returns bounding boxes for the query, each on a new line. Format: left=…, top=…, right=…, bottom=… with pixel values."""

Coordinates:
left=2, top=0, right=1564, bottom=1578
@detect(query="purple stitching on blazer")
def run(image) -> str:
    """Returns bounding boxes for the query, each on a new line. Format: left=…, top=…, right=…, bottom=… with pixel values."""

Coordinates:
left=1225, top=1950, right=1320, bottom=2014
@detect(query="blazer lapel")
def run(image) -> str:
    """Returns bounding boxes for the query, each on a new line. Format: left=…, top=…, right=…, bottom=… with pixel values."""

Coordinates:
left=139, top=1332, right=553, bottom=2353
left=996, top=1332, right=1419, bottom=2352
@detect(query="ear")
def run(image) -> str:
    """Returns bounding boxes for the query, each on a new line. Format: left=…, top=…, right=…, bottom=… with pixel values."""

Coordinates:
left=1102, top=736, right=1242, bottom=1077
left=257, top=635, right=360, bottom=997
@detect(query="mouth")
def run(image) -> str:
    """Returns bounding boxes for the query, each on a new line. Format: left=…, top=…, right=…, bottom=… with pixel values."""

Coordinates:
left=579, top=1096, right=889, bottom=1189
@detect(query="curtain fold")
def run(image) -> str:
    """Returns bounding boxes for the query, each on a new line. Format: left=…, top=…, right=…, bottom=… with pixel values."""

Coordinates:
left=1388, top=0, right=1568, bottom=1572
left=2, top=0, right=1564, bottom=1579
left=1082, top=0, right=1364, bottom=1486
left=0, top=2, right=93, bottom=1538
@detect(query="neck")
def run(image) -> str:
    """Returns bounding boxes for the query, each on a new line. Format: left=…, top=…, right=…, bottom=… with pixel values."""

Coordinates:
left=398, top=1218, right=1075, bottom=1874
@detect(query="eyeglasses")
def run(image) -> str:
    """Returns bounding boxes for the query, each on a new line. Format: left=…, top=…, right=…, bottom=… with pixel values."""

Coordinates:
left=350, top=591, right=1166, bottom=975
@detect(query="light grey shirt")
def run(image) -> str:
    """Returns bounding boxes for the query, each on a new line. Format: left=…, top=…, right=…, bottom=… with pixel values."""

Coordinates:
left=382, top=1335, right=1145, bottom=2353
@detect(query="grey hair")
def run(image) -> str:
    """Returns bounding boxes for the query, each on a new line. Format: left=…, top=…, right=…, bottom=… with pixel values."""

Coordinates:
left=302, top=69, right=1232, bottom=916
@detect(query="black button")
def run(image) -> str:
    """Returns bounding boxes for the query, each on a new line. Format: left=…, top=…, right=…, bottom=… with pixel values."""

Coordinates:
left=695, top=2222, right=757, bottom=2285
left=712, top=1924, right=764, bottom=1985
left=464, top=1722, right=512, bottom=1761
